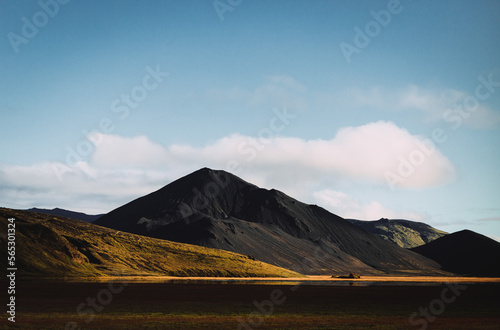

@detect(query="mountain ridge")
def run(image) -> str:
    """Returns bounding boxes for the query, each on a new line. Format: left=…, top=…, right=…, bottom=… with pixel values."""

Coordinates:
left=95, top=168, right=445, bottom=275
left=26, top=207, right=103, bottom=222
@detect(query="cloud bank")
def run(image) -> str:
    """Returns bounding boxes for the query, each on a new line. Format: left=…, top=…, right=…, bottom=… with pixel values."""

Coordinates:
left=0, top=121, right=455, bottom=216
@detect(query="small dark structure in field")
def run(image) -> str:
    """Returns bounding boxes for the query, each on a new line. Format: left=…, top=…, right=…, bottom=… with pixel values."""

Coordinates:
left=333, top=273, right=361, bottom=279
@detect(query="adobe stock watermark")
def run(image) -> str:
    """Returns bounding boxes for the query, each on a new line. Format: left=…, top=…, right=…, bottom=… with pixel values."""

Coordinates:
left=178, top=107, right=296, bottom=224
left=7, top=0, right=70, bottom=54
left=213, top=0, right=242, bottom=21
left=52, top=65, right=169, bottom=182
left=339, top=0, right=409, bottom=64
left=409, top=282, right=468, bottom=329
left=384, top=71, right=500, bottom=191
left=442, top=73, right=500, bottom=130
left=65, top=274, right=129, bottom=330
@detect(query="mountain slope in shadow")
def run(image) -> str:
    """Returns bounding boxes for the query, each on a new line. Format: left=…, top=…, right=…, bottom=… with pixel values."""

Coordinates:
left=95, top=168, right=443, bottom=275
left=411, top=229, right=500, bottom=277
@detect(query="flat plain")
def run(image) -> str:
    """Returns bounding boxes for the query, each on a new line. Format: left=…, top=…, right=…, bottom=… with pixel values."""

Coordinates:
left=3, top=277, right=500, bottom=329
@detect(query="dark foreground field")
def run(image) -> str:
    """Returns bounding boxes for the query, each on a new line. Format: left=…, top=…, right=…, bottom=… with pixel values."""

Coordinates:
left=2, top=280, right=500, bottom=329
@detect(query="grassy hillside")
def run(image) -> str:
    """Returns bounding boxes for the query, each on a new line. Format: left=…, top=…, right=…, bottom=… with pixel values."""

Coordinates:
left=0, top=208, right=301, bottom=278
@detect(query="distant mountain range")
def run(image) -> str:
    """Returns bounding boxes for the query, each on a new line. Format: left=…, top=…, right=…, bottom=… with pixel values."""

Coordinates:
left=0, top=208, right=299, bottom=278
left=25, top=208, right=447, bottom=249
left=95, top=168, right=444, bottom=275
left=347, top=218, right=448, bottom=248
left=26, top=207, right=103, bottom=222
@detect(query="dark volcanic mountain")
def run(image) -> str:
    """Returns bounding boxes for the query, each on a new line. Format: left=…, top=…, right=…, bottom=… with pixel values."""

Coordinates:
left=411, top=230, right=500, bottom=277
left=95, top=168, right=443, bottom=275
left=347, top=218, right=448, bottom=248
left=26, top=207, right=103, bottom=222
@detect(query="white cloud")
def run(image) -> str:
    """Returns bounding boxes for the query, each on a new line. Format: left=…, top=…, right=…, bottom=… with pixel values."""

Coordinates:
left=312, top=189, right=425, bottom=221
left=0, top=161, right=172, bottom=214
left=0, top=121, right=455, bottom=213
left=227, top=121, right=455, bottom=191
left=346, top=85, right=500, bottom=128
left=92, top=134, right=171, bottom=168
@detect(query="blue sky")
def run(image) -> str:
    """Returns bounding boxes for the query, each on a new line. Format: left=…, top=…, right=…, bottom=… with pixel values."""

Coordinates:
left=1, top=0, right=499, bottom=241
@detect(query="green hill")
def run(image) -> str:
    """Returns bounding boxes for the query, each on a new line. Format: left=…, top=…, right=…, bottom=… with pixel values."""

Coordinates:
left=347, top=218, right=448, bottom=248
left=0, top=208, right=301, bottom=278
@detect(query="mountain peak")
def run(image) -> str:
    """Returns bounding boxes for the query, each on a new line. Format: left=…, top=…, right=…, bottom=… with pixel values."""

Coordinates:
left=166, top=167, right=256, bottom=193
left=190, top=167, right=220, bottom=177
